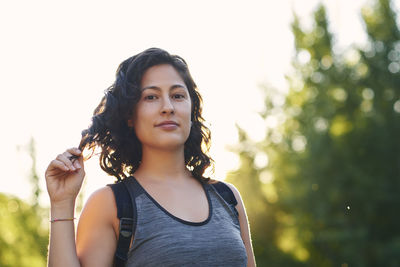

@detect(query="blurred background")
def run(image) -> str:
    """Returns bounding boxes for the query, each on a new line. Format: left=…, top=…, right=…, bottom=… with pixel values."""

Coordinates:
left=1, top=0, right=400, bottom=266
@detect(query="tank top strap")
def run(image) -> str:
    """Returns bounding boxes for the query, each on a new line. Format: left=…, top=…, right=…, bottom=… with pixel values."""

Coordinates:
left=123, top=176, right=146, bottom=198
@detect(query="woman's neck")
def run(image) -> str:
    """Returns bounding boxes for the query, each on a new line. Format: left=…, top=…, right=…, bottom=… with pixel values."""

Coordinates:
left=134, top=146, right=190, bottom=182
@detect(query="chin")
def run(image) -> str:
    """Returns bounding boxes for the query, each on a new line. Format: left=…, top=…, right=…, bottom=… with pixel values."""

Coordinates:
left=153, top=143, right=185, bottom=151
left=146, top=138, right=187, bottom=150
left=140, top=131, right=190, bottom=150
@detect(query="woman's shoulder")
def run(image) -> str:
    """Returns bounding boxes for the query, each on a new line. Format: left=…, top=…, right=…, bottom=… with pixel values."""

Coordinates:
left=85, top=186, right=116, bottom=208
left=207, top=178, right=237, bottom=190
left=79, top=186, right=119, bottom=233
left=76, top=186, right=119, bottom=265
left=206, top=179, right=242, bottom=205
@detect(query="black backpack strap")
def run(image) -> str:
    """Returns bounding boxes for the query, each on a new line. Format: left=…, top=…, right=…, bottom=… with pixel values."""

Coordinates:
left=211, top=181, right=239, bottom=216
left=107, top=179, right=137, bottom=267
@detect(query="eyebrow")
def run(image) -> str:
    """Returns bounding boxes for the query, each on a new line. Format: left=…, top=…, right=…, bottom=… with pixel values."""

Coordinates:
left=141, top=84, right=187, bottom=91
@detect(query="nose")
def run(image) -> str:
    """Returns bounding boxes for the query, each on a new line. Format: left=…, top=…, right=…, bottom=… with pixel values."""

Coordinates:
left=161, top=96, right=174, bottom=115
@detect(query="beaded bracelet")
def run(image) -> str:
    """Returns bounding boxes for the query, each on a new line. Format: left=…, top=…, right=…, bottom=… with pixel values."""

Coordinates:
left=50, top=218, right=76, bottom=223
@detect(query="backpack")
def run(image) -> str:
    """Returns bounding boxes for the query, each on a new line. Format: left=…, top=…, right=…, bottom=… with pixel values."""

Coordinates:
left=107, top=177, right=238, bottom=267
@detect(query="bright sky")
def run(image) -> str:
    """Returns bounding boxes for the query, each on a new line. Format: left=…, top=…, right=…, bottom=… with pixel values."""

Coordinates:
left=1, top=0, right=394, bottom=206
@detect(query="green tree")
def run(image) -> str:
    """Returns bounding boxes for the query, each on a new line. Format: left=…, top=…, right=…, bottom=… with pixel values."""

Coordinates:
left=226, top=126, right=307, bottom=266
left=0, top=194, right=48, bottom=267
left=28, top=137, right=41, bottom=209
left=0, top=139, right=48, bottom=266
left=227, top=0, right=400, bottom=266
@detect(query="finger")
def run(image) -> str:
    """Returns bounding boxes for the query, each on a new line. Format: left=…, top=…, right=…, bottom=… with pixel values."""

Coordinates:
left=66, top=147, right=82, bottom=156
left=73, top=155, right=82, bottom=169
left=56, top=153, right=76, bottom=171
left=65, top=149, right=83, bottom=169
left=62, top=150, right=73, bottom=159
left=63, top=150, right=76, bottom=162
left=48, top=159, right=69, bottom=172
left=66, top=148, right=82, bottom=162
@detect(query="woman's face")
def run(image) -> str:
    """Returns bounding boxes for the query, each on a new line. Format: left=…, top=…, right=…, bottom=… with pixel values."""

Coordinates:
left=129, top=64, right=192, bottom=151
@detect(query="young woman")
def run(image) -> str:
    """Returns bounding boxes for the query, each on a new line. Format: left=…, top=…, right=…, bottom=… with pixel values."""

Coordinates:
left=45, top=48, right=256, bottom=267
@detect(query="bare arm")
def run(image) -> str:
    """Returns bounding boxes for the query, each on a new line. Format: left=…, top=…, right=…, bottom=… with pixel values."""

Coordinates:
left=76, top=187, right=118, bottom=266
left=46, top=148, right=84, bottom=267
left=48, top=200, right=81, bottom=267
left=45, top=148, right=117, bottom=267
left=226, top=183, right=257, bottom=267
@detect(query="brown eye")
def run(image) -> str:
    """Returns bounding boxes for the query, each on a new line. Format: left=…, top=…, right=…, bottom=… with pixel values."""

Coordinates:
left=173, top=94, right=185, bottom=99
left=144, top=95, right=157, bottom=100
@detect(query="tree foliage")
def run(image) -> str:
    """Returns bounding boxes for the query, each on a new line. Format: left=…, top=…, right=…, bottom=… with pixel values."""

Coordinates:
left=28, top=137, right=41, bottom=209
left=227, top=0, right=400, bottom=266
left=0, top=138, right=48, bottom=266
left=0, top=194, right=48, bottom=267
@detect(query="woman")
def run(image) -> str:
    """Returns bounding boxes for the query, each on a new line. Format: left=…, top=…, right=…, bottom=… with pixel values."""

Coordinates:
left=45, top=48, right=256, bottom=267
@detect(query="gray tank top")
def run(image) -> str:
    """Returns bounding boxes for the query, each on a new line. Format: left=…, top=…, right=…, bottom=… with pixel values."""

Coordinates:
left=123, top=176, right=248, bottom=267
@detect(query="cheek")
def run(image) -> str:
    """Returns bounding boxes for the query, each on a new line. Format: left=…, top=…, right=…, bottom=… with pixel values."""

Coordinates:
left=133, top=120, right=153, bottom=145
left=132, top=109, right=151, bottom=138
left=183, top=105, right=193, bottom=134
left=183, top=100, right=192, bottom=119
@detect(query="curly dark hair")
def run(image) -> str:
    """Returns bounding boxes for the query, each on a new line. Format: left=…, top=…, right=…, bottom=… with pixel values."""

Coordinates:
left=78, top=48, right=213, bottom=183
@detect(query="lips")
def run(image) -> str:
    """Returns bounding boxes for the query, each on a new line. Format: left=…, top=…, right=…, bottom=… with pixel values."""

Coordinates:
left=155, top=121, right=179, bottom=127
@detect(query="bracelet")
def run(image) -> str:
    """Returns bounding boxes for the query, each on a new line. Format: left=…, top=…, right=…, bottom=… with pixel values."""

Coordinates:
left=50, top=217, right=76, bottom=223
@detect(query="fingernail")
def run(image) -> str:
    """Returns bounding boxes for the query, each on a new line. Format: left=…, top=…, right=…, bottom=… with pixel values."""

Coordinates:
left=76, top=162, right=81, bottom=169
